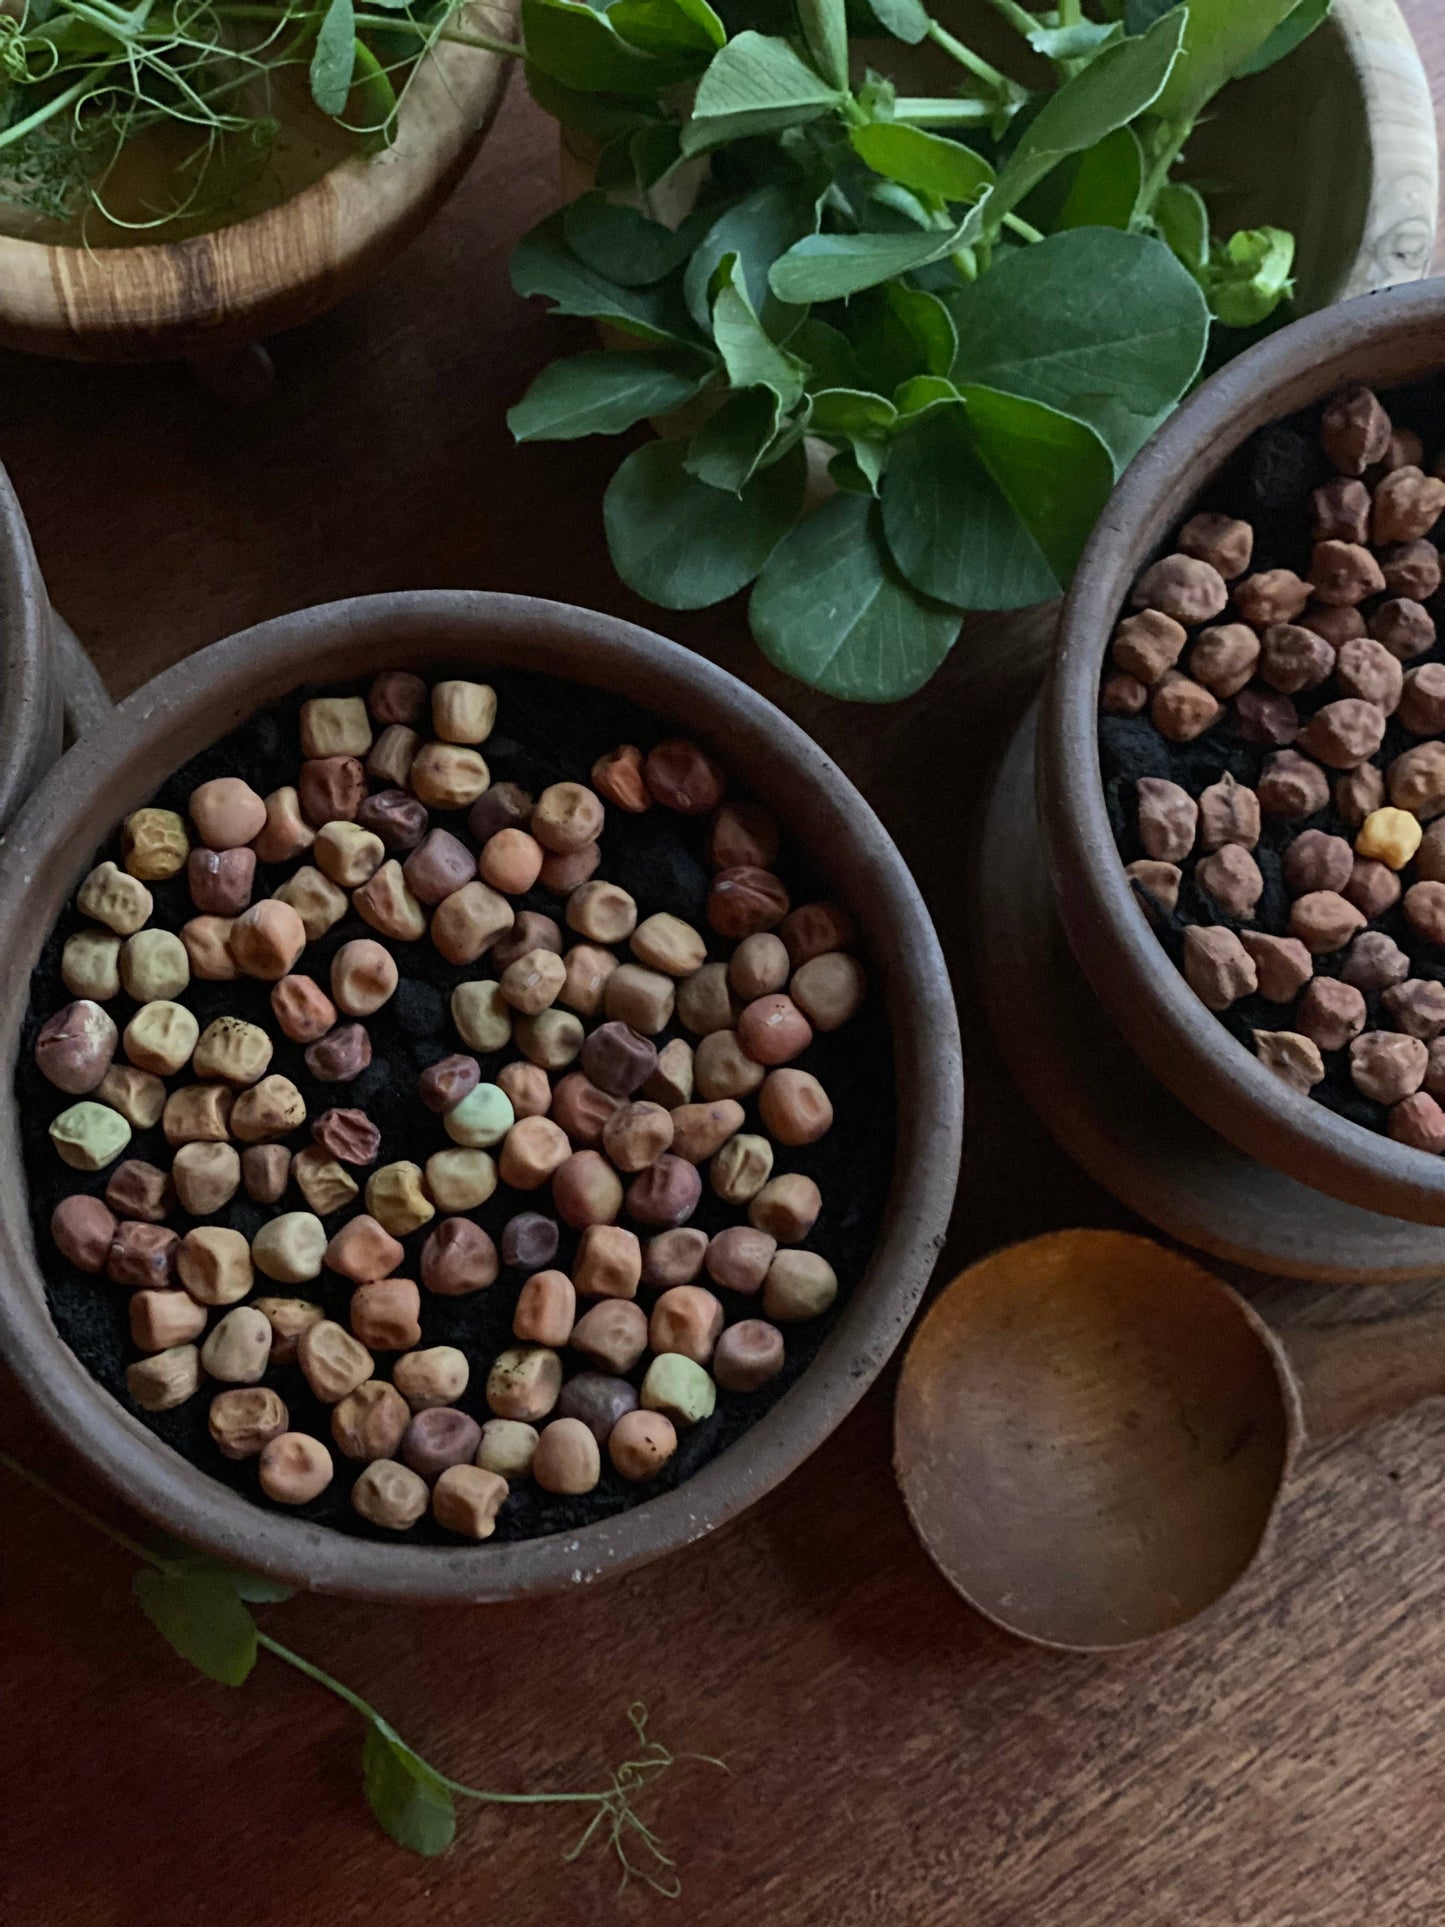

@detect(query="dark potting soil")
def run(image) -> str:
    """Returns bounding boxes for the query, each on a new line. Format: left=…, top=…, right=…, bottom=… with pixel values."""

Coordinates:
left=1099, top=375, right=1445, bottom=1139
left=19, top=667, right=896, bottom=1545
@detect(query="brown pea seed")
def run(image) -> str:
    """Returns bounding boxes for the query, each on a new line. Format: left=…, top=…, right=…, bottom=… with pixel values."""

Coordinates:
left=713, top=1320, right=785, bottom=1392
left=297, top=1319, right=375, bottom=1403
left=570, top=1299, right=648, bottom=1374
left=532, top=782, right=604, bottom=854
left=532, top=1417, right=601, bottom=1495
left=130, top=1288, right=207, bottom=1352
left=201, top=1305, right=272, bottom=1384
left=759, top=1069, right=833, bottom=1146
left=513, top=1268, right=577, bottom=1346
left=256, top=1296, right=324, bottom=1363
left=332, top=1381, right=412, bottom=1462
left=229, top=899, right=307, bottom=980
left=350, top=1278, right=422, bottom=1351
left=486, top=1346, right=563, bottom=1422
left=126, top=1345, right=200, bottom=1412
left=258, top=1433, right=333, bottom=1505
left=552, top=1150, right=623, bottom=1228
left=178, top=1226, right=254, bottom=1306
left=351, top=1457, right=430, bottom=1529
left=209, top=1387, right=289, bottom=1461
left=394, top=1346, right=470, bottom=1411
left=432, top=1465, right=509, bottom=1541
left=649, top=1285, right=724, bottom=1365
left=750, top=1172, right=822, bottom=1244
left=602, top=1100, right=674, bottom=1172
left=608, top=1409, right=677, bottom=1482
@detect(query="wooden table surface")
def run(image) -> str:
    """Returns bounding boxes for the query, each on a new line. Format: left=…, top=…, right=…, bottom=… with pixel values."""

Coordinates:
left=5, top=12, right=1445, bottom=1924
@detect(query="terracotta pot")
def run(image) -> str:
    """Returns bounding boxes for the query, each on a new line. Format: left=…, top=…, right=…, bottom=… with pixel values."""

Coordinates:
left=0, top=592, right=962, bottom=1600
left=1041, top=279, right=1445, bottom=1230
left=0, top=463, right=62, bottom=837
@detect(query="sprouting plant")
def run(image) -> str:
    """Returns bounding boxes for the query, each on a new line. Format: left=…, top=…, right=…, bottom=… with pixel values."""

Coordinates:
left=1, top=1451, right=724, bottom=1894
left=0, top=0, right=524, bottom=236
left=506, top=0, right=1332, bottom=702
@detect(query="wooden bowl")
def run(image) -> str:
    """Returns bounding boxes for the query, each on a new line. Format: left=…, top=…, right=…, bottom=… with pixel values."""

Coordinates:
left=0, top=15, right=514, bottom=362
left=0, top=592, right=962, bottom=1600
left=0, top=464, right=62, bottom=835
left=1041, top=280, right=1445, bottom=1230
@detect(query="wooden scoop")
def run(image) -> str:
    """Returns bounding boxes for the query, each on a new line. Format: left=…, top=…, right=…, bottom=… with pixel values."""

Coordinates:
left=894, top=1230, right=1445, bottom=1651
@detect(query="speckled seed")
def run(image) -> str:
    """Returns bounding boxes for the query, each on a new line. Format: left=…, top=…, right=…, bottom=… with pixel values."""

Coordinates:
left=201, top=1305, right=273, bottom=1384
left=259, top=1433, right=334, bottom=1505
left=711, top=1133, right=774, bottom=1205
left=209, top=1386, right=289, bottom=1461
left=609, top=1410, right=678, bottom=1482
left=241, top=1143, right=292, bottom=1204
left=394, top=1345, right=471, bottom=1412
left=1238, top=933, right=1312, bottom=1005
left=640, top=1353, right=716, bottom=1428
left=486, top=1346, right=563, bottom=1422
left=1295, top=978, right=1366, bottom=1053
left=433, top=1464, right=509, bottom=1540
left=62, top=929, right=122, bottom=1003
left=121, top=807, right=189, bottom=881
left=252, top=1211, right=328, bottom=1283
left=574, top=1224, right=642, bottom=1299
left=1134, top=778, right=1196, bottom=864
left=477, top=1419, right=540, bottom=1479
left=192, top=1015, right=273, bottom=1087
left=50, top=1101, right=131, bottom=1171
left=178, top=1226, right=254, bottom=1306
left=1195, top=846, right=1263, bottom=920
left=77, top=861, right=153, bottom=936
left=1196, top=774, right=1259, bottom=853
left=352, top=1458, right=429, bottom=1529
left=762, top=1250, right=838, bottom=1322
left=1351, top=1030, right=1429, bottom=1104
left=649, top=1285, right=724, bottom=1365
left=759, top=1070, right=833, bottom=1147
left=642, top=1226, right=710, bottom=1289
left=130, top=1287, right=207, bottom=1353
left=231, top=1074, right=306, bottom=1145
left=1132, top=553, right=1228, bottom=624
left=256, top=1296, right=324, bottom=1364
left=126, top=1345, right=201, bottom=1412
left=1406, top=881, right=1445, bottom=946
left=747, top=1173, right=820, bottom=1246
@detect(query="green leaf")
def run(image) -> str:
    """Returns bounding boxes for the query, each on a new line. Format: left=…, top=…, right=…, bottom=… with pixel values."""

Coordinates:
left=511, top=210, right=695, bottom=344
left=768, top=224, right=961, bottom=304
left=828, top=450, right=878, bottom=493
left=1052, top=125, right=1142, bottom=230
left=683, top=182, right=817, bottom=334
left=1152, top=0, right=1304, bottom=121
left=362, top=1720, right=457, bottom=1858
left=1026, top=19, right=1121, bottom=58
left=892, top=372, right=961, bottom=423
left=682, top=31, right=843, bottom=154
left=711, top=256, right=807, bottom=408
left=751, top=493, right=961, bottom=701
left=796, top=0, right=849, bottom=91
left=524, top=65, right=657, bottom=141
left=865, top=0, right=930, bottom=44
left=849, top=122, right=994, bottom=203
left=521, top=0, right=696, bottom=95
left=609, top=0, right=724, bottom=56
left=1200, top=226, right=1295, bottom=328
left=310, top=0, right=356, bottom=115
left=808, top=387, right=897, bottom=437
left=605, top=437, right=806, bottom=607
left=684, top=387, right=783, bottom=492
left=1237, top=0, right=1330, bottom=76
left=792, top=316, right=864, bottom=389
left=133, top=1568, right=258, bottom=1687
left=563, top=192, right=716, bottom=286
left=882, top=407, right=1058, bottom=610
left=509, top=350, right=711, bottom=440
left=959, top=382, right=1114, bottom=582
left=1154, top=178, right=1209, bottom=271
left=947, top=227, right=1208, bottom=468
left=988, top=7, right=1185, bottom=222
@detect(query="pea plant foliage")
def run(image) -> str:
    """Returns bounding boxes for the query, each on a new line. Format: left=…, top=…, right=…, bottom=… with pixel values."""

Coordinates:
left=508, top=0, right=1329, bottom=700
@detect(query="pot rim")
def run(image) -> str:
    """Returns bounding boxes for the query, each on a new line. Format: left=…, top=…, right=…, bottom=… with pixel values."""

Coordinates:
left=0, top=464, right=60, bottom=835
left=0, top=590, right=962, bottom=1601
left=1042, top=279, right=1445, bottom=1230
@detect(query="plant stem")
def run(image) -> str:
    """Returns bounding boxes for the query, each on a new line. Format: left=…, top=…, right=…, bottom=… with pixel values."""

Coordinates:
left=923, top=17, right=1015, bottom=98
left=0, top=64, right=124, bottom=153
left=1001, top=210, right=1043, bottom=242
left=208, top=2, right=523, bottom=55
left=973, top=0, right=1041, bottom=41
left=1137, top=115, right=1191, bottom=218
left=0, top=1450, right=172, bottom=1570
left=892, top=95, right=994, bottom=127
left=1057, top=0, right=1080, bottom=21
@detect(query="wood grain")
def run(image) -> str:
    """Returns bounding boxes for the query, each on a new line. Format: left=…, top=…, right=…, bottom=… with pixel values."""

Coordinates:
left=2, top=11, right=1445, bottom=1923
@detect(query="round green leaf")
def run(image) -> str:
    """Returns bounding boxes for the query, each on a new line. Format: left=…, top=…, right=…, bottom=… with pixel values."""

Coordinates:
left=362, top=1721, right=457, bottom=1858
left=133, top=1568, right=258, bottom=1687
left=750, top=493, right=961, bottom=701
left=605, top=437, right=805, bottom=608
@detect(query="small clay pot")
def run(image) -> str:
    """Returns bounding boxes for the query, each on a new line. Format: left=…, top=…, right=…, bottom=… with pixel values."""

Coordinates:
left=0, top=591, right=961, bottom=1603
left=1042, top=282, right=1445, bottom=1228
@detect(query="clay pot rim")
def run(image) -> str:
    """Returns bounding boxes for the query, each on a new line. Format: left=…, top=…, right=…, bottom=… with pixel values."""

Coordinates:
left=0, top=590, right=962, bottom=1601
left=1042, top=279, right=1445, bottom=1230
left=0, top=464, right=59, bottom=834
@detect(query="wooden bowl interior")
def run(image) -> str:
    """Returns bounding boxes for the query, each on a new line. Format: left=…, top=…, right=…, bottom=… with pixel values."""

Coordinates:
left=1044, top=284, right=1445, bottom=1228
left=0, top=591, right=961, bottom=1601
left=0, top=11, right=515, bottom=360
left=894, top=1231, right=1292, bottom=1649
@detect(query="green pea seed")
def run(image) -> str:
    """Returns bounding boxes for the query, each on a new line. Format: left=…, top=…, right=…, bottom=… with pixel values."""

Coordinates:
left=50, top=1099, right=133, bottom=1171
left=444, top=1082, right=515, bottom=1149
